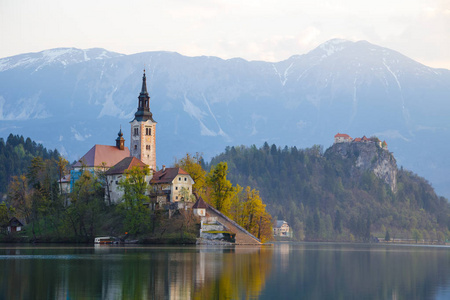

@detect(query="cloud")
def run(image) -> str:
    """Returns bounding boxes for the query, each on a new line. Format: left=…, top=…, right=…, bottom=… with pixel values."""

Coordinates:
left=381, top=0, right=450, bottom=68
left=1, top=0, right=448, bottom=68
left=71, top=127, right=91, bottom=142
left=373, top=130, right=410, bottom=142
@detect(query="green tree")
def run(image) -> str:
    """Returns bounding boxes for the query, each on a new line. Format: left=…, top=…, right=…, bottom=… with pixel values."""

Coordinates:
left=0, top=203, right=11, bottom=232
left=411, top=228, right=422, bottom=244
left=385, top=230, right=391, bottom=241
left=69, top=170, right=104, bottom=237
left=117, top=166, right=151, bottom=235
left=334, top=209, right=342, bottom=234
left=96, top=162, right=112, bottom=206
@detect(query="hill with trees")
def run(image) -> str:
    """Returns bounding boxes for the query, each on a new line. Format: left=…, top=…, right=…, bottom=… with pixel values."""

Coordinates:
left=1, top=135, right=272, bottom=243
left=208, top=142, right=450, bottom=242
left=0, top=134, right=61, bottom=198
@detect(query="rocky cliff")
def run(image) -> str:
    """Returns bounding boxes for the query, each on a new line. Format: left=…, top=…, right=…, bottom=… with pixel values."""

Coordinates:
left=327, top=142, right=397, bottom=192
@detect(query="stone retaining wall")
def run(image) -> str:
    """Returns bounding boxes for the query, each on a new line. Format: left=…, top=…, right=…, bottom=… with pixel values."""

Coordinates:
left=206, top=206, right=261, bottom=245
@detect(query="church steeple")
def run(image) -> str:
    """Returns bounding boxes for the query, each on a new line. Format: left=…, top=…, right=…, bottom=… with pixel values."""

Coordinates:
left=130, top=70, right=157, bottom=171
left=134, top=70, right=155, bottom=122
left=141, top=69, right=148, bottom=94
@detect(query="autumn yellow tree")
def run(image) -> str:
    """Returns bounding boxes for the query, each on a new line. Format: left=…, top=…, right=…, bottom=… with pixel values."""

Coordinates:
left=241, top=187, right=273, bottom=242
left=228, top=184, right=244, bottom=223
left=174, top=153, right=206, bottom=194
left=206, top=162, right=236, bottom=215
left=174, top=154, right=273, bottom=242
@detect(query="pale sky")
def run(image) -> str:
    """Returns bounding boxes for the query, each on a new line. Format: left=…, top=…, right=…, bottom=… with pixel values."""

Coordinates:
left=1, top=0, right=449, bottom=68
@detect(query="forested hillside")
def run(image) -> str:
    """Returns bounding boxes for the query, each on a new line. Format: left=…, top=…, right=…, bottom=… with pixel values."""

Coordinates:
left=209, top=143, right=450, bottom=242
left=0, top=134, right=60, bottom=196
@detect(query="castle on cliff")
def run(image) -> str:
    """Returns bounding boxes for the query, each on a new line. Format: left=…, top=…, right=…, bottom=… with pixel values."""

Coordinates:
left=334, top=133, right=388, bottom=150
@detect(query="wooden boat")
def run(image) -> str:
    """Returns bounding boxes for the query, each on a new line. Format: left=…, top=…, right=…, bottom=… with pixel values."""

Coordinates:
left=94, top=237, right=117, bottom=244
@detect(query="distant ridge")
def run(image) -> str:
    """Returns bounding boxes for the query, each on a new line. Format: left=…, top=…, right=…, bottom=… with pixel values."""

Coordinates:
left=1, top=40, right=450, bottom=198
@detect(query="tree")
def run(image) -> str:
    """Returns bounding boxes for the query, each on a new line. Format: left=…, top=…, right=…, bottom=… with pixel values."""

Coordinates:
left=0, top=203, right=11, bottom=233
left=69, top=170, right=104, bottom=237
left=174, top=153, right=206, bottom=194
left=8, top=175, right=31, bottom=223
left=206, top=162, right=235, bottom=214
left=385, top=230, right=391, bottom=241
left=179, top=187, right=194, bottom=202
left=117, top=166, right=151, bottom=235
left=228, top=184, right=244, bottom=225
left=96, top=162, right=111, bottom=205
left=412, top=228, right=422, bottom=244
left=56, top=156, right=68, bottom=194
left=334, top=209, right=342, bottom=234
left=241, top=187, right=272, bottom=242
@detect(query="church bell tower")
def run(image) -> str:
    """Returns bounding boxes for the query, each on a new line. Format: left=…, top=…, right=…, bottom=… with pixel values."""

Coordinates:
left=130, top=70, right=156, bottom=170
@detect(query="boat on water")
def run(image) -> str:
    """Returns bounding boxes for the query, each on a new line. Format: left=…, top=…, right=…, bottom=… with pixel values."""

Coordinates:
left=94, top=237, right=118, bottom=244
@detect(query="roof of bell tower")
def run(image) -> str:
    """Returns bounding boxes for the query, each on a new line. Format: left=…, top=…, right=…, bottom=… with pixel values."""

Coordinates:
left=133, top=70, right=156, bottom=122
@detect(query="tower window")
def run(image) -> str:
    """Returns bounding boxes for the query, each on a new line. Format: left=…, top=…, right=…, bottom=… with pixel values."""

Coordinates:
left=134, top=127, right=139, bottom=136
left=134, top=145, right=137, bottom=150
left=146, top=127, right=151, bottom=136
left=146, top=145, right=151, bottom=150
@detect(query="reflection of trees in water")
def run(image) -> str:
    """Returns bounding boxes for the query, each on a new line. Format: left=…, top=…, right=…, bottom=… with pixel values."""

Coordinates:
left=192, top=246, right=273, bottom=300
left=0, top=246, right=273, bottom=299
left=2, top=245, right=449, bottom=299
left=266, top=244, right=450, bottom=300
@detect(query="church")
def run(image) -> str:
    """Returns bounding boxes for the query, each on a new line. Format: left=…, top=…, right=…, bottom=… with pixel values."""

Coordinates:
left=69, top=71, right=194, bottom=208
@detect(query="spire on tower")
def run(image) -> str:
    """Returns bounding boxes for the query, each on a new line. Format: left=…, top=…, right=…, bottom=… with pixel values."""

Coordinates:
left=141, top=69, right=148, bottom=95
left=133, top=70, right=155, bottom=122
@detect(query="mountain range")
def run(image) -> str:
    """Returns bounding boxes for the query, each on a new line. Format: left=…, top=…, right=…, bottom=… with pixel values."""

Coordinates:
left=1, top=39, right=450, bottom=198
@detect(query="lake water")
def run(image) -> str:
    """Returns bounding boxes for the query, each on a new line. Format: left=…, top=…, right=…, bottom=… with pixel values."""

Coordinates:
left=1, top=243, right=450, bottom=299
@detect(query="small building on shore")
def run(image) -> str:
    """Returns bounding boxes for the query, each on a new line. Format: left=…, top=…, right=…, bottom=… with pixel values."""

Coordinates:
left=274, top=220, right=291, bottom=237
left=7, top=217, right=24, bottom=234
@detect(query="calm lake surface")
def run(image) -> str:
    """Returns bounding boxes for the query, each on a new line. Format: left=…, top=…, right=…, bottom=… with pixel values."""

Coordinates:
left=1, top=243, right=450, bottom=299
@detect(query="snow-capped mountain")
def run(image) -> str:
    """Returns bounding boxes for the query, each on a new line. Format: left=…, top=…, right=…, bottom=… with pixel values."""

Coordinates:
left=1, top=40, right=450, bottom=198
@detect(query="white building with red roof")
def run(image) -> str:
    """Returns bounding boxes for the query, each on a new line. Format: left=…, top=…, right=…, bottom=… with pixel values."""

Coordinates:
left=70, top=129, right=130, bottom=190
left=334, top=133, right=353, bottom=144
left=149, top=166, right=195, bottom=206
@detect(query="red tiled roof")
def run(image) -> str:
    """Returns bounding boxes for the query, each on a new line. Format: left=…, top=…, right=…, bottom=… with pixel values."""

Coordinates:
left=193, top=197, right=208, bottom=209
left=73, top=144, right=130, bottom=168
left=334, top=133, right=351, bottom=138
left=354, top=138, right=362, bottom=142
left=105, top=157, right=147, bottom=175
left=150, top=167, right=189, bottom=184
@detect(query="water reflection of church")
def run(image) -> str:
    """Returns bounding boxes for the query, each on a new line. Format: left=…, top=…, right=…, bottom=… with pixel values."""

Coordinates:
left=88, top=246, right=273, bottom=299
